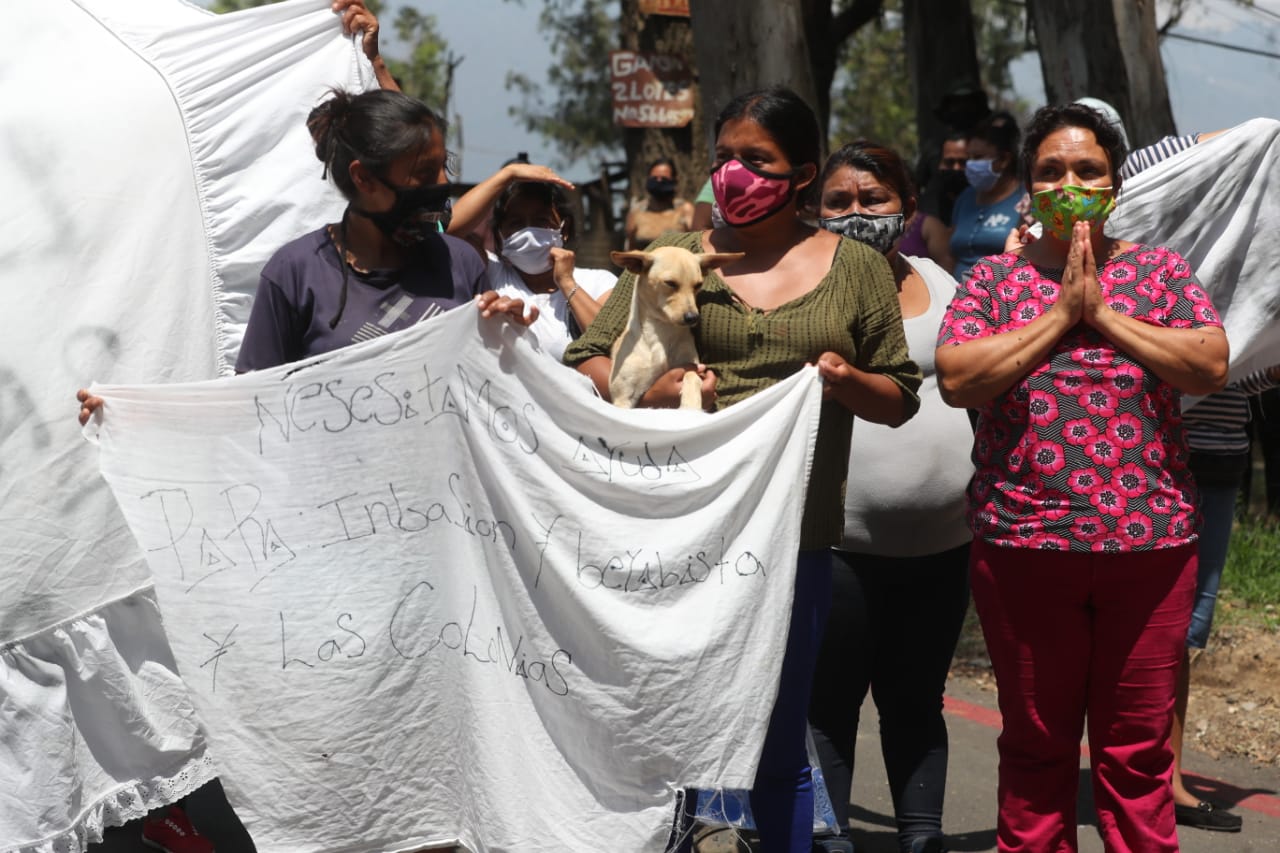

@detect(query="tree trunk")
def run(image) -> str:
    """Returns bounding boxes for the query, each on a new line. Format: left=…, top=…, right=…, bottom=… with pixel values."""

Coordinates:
left=799, top=0, right=883, bottom=139
left=688, top=0, right=820, bottom=156
left=620, top=2, right=706, bottom=208
left=1028, top=0, right=1176, bottom=146
left=903, top=0, right=984, bottom=172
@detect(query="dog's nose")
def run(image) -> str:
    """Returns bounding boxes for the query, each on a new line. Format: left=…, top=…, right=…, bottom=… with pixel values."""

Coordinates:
left=682, top=311, right=700, bottom=327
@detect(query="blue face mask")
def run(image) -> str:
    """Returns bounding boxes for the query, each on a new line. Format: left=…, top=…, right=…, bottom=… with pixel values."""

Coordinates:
left=965, top=158, right=1001, bottom=192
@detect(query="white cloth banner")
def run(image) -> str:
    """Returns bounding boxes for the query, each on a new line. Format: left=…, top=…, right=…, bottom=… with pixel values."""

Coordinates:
left=87, top=308, right=823, bottom=853
left=1, top=2, right=370, bottom=850
left=1109, top=118, right=1280, bottom=387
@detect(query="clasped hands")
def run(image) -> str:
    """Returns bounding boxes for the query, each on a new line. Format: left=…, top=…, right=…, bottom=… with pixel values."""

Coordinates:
left=1054, top=220, right=1109, bottom=330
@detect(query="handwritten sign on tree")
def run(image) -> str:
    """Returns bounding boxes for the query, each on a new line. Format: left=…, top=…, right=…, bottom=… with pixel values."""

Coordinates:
left=89, top=308, right=822, bottom=853
left=639, top=0, right=691, bottom=16
left=610, top=50, right=695, bottom=128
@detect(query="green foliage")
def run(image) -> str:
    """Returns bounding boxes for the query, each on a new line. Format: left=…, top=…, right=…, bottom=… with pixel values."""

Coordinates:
left=829, top=0, right=916, bottom=162
left=828, top=0, right=1032, bottom=164
left=384, top=7, right=452, bottom=110
left=1220, top=512, right=1280, bottom=630
left=503, top=0, right=623, bottom=166
left=973, top=0, right=1031, bottom=113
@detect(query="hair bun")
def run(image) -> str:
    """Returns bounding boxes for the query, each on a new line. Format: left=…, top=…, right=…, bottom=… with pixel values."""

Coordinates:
left=306, top=89, right=354, bottom=163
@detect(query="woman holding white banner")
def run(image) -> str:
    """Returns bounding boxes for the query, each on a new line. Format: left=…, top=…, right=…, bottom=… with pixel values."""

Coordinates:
left=808, top=139, right=975, bottom=853
left=565, top=86, right=922, bottom=853
left=79, top=87, right=535, bottom=425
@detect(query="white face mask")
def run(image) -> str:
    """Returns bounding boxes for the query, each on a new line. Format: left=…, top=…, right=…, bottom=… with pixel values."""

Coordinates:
left=501, top=227, right=563, bottom=275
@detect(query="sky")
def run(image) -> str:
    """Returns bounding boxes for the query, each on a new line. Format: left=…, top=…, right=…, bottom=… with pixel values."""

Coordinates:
left=393, top=0, right=1280, bottom=183
left=206, top=0, right=1280, bottom=183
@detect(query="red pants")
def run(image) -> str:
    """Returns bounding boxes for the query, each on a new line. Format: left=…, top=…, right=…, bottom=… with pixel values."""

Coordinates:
left=971, top=540, right=1196, bottom=853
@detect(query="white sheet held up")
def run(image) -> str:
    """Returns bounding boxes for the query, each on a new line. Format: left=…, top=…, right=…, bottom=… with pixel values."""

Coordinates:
left=88, top=309, right=823, bottom=853
left=1110, top=118, right=1280, bottom=384
left=1, top=2, right=369, bottom=850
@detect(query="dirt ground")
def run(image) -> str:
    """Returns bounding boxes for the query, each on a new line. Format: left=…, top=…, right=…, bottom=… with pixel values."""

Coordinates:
left=1184, top=623, right=1280, bottom=766
left=954, top=621, right=1280, bottom=767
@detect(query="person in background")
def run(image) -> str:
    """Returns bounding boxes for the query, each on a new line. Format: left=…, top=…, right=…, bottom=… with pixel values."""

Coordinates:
left=445, top=158, right=574, bottom=264
left=948, top=111, right=1025, bottom=283
left=486, top=180, right=615, bottom=360
left=1104, top=111, right=1244, bottom=834
left=566, top=86, right=921, bottom=853
left=900, top=131, right=967, bottom=270
left=809, top=140, right=974, bottom=853
left=334, top=0, right=398, bottom=92
left=935, top=102, right=1228, bottom=853
left=1250, top=389, right=1280, bottom=515
left=625, top=157, right=695, bottom=248
left=690, top=176, right=718, bottom=231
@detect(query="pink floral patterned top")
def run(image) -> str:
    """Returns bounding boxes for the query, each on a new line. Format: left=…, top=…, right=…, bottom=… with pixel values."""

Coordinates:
left=937, top=246, right=1222, bottom=552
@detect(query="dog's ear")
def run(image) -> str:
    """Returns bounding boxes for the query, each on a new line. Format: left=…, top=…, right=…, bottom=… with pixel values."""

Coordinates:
left=698, top=252, right=745, bottom=272
left=611, top=251, right=654, bottom=274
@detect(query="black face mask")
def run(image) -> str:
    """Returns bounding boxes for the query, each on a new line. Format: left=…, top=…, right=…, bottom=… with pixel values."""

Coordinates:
left=646, top=176, right=677, bottom=198
left=358, top=180, right=454, bottom=246
left=928, top=169, right=971, bottom=226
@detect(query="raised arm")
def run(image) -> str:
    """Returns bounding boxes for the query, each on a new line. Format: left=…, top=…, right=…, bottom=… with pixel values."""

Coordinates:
left=334, top=0, right=399, bottom=92
left=446, top=164, right=573, bottom=240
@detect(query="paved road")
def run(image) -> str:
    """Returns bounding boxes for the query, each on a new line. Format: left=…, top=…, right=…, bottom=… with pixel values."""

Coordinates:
left=846, top=674, right=1280, bottom=853
left=91, top=672, right=1280, bottom=852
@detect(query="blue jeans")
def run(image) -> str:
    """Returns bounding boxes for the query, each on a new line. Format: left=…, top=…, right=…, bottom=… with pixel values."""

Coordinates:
left=1188, top=480, right=1239, bottom=648
left=749, top=549, right=834, bottom=851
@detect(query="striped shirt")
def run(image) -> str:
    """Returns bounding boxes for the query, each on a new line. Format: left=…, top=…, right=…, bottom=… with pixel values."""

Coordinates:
left=1186, top=369, right=1280, bottom=454
left=1119, top=133, right=1198, bottom=181
left=1119, top=131, right=1275, bottom=456
left=564, top=230, right=922, bottom=549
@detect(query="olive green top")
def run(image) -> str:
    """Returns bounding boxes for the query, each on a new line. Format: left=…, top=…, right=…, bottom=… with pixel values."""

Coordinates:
left=563, top=230, right=922, bottom=549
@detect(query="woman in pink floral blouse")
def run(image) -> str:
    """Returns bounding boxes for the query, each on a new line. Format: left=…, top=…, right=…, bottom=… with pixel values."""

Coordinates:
left=934, top=103, right=1229, bottom=853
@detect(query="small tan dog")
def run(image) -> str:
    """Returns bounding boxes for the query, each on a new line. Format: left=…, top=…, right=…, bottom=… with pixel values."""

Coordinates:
left=608, top=246, right=743, bottom=409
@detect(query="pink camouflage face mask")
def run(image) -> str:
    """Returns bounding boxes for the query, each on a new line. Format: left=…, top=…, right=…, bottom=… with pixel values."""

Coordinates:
left=710, top=158, right=797, bottom=227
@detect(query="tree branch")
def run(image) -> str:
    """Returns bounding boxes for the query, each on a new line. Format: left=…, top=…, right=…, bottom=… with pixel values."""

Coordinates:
left=832, top=0, right=884, bottom=48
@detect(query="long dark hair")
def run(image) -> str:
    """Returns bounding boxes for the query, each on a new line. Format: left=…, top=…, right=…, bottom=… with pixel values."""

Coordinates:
left=306, top=89, right=446, bottom=199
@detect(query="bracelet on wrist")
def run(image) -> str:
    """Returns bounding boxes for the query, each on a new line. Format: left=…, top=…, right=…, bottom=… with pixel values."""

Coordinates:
left=565, top=284, right=580, bottom=303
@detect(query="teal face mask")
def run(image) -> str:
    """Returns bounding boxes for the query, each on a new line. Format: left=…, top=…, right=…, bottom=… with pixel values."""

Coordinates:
left=1028, top=184, right=1116, bottom=241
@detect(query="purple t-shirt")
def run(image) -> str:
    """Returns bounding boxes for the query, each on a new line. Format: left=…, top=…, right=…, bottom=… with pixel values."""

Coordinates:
left=236, top=227, right=486, bottom=371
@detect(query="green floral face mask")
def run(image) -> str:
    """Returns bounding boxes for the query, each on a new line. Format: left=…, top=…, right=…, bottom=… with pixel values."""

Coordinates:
left=1028, top=184, right=1116, bottom=241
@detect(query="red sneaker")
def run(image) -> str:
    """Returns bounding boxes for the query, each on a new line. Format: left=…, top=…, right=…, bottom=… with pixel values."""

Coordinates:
left=141, top=807, right=215, bottom=853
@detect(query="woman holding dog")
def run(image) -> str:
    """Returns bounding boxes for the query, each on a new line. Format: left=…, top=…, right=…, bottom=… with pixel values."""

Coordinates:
left=807, top=140, right=974, bottom=853
left=934, top=103, right=1228, bottom=853
left=564, top=86, right=922, bottom=853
